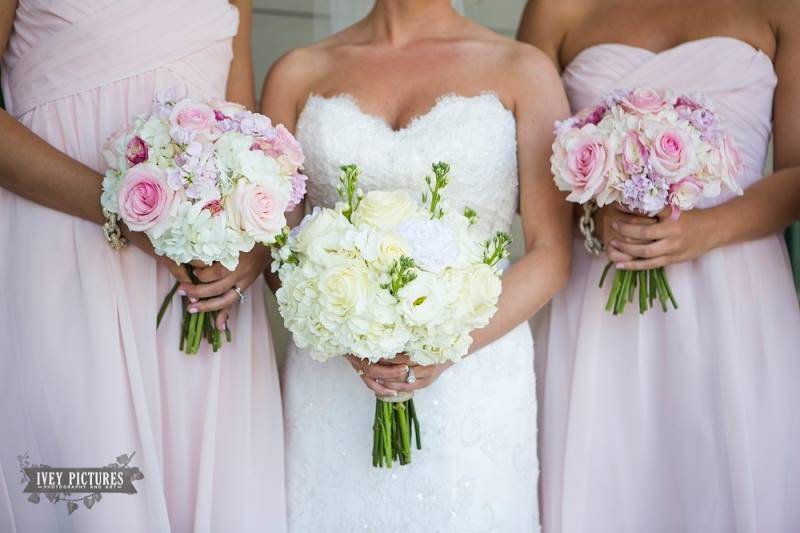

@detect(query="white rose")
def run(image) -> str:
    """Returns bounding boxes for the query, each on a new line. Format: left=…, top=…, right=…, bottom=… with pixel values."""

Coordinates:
left=452, top=264, right=503, bottom=327
left=374, top=231, right=412, bottom=271
left=317, top=259, right=374, bottom=322
left=352, top=190, right=420, bottom=230
left=292, top=208, right=352, bottom=265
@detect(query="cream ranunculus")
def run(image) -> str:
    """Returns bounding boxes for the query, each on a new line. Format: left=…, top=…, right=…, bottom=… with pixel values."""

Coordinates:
left=351, top=190, right=420, bottom=230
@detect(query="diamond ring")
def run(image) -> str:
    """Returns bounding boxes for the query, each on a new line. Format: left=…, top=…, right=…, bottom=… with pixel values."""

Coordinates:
left=232, top=285, right=246, bottom=303
left=406, top=366, right=417, bottom=384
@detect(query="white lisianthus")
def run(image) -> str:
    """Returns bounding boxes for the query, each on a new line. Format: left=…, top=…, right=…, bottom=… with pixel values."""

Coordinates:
left=352, top=190, right=420, bottom=230
left=397, top=271, right=448, bottom=326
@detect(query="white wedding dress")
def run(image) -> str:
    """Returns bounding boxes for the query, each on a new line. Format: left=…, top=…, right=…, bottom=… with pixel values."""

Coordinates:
left=283, top=92, right=539, bottom=533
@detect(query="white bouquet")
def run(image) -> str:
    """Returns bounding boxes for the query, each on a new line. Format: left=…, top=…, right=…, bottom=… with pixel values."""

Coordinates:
left=273, top=162, right=511, bottom=467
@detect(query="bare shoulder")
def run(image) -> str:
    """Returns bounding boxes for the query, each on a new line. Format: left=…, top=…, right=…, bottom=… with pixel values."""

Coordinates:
left=767, top=0, right=800, bottom=35
left=493, top=37, right=563, bottom=92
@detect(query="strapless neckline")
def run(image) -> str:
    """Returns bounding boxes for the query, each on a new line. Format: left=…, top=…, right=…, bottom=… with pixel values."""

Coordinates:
left=564, top=36, right=775, bottom=76
left=298, top=91, right=514, bottom=134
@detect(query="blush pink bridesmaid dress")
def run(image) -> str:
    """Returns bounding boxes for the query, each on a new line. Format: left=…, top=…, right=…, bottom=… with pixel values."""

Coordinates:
left=535, top=37, right=800, bottom=533
left=0, top=2, right=285, bottom=532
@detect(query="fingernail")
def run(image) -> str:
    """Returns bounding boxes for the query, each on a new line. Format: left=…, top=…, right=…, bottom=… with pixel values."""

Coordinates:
left=616, top=263, right=625, bottom=269
left=391, top=391, right=398, bottom=396
left=188, top=307, right=198, bottom=314
left=189, top=297, right=198, bottom=303
left=612, top=222, right=619, bottom=230
left=177, top=289, right=186, bottom=296
left=611, top=240, right=619, bottom=247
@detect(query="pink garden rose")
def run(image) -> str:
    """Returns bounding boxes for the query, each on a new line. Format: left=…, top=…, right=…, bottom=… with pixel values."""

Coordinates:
left=227, top=180, right=287, bottom=243
left=649, top=127, right=693, bottom=178
left=668, top=175, right=704, bottom=218
left=118, top=165, right=174, bottom=231
left=170, top=100, right=217, bottom=133
left=552, top=126, right=613, bottom=203
left=126, top=136, right=148, bottom=165
left=621, top=87, right=670, bottom=115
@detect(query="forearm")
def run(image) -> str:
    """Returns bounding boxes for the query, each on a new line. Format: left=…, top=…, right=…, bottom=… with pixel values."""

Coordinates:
left=711, top=167, right=800, bottom=247
left=0, top=110, right=104, bottom=224
left=468, top=243, right=570, bottom=353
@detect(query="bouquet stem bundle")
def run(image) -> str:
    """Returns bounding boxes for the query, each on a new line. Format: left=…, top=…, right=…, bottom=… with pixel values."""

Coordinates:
left=600, top=264, right=678, bottom=315
left=373, top=394, right=421, bottom=467
left=157, top=267, right=231, bottom=355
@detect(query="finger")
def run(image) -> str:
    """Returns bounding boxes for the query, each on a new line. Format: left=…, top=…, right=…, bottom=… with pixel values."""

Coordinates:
left=364, top=363, right=409, bottom=381
left=181, top=275, right=239, bottom=300
left=215, top=308, right=230, bottom=331
left=376, top=354, right=412, bottom=366
left=194, top=263, right=232, bottom=283
left=611, top=239, right=674, bottom=259
left=361, top=375, right=398, bottom=397
left=384, top=377, right=432, bottom=392
left=188, top=289, right=239, bottom=313
left=615, top=255, right=671, bottom=270
left=189, top=259, right=210, bottom=268
left=614, top=221, right=669, bottom=241
left=617, top=214, right=658, bottom=225
left=606, top=247, right=636, bottom=263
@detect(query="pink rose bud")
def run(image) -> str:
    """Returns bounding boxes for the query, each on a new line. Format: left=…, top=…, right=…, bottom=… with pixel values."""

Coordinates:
left=118, top=165, right=174, bottom=231
left=126, top=136, right=148, bottom=165
left=204, top=199, right=224, bottom=216
left=621, top=87, right=670, bottom=115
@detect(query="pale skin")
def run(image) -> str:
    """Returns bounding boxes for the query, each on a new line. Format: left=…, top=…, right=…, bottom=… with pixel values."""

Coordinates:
left=518, top=0, right=800, bottom=270
left=261, top=0, right=572, bottom=396
left=0, top=0, right=260, bottom=329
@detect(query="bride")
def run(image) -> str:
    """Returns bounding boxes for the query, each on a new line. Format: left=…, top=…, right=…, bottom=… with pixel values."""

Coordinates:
left=261, top=0, right=570, bottom=530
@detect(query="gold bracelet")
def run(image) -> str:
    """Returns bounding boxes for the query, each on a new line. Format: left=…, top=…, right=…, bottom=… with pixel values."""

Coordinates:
left=578, top=201, right=604, bottom=256
left=102, top=209, right=129, bottom=250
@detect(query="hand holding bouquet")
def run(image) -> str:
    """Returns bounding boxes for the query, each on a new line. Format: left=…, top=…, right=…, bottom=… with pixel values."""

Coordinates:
left=550, top=87, right=744, bottom=314
left=101, top=88, right=306, bottom=353
left=273, top=162, right=510, bottom=467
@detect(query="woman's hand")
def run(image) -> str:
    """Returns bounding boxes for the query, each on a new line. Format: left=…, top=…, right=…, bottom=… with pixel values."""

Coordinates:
left=346, top=354, right=453, bottom=396
left=605, top=207, right=721, bottom=270
left=178, top=245, right=271, bottom=328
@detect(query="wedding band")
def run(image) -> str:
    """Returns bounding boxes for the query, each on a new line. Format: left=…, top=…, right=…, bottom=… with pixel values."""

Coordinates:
left=406, top=367, right=417, bottom=384
left=358, top=359, right=369, bottom=377
left=232, top=285, right=246, bottom=303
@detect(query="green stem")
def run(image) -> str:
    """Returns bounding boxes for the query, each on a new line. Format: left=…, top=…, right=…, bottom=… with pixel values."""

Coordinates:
left=659, top=267, right=679, bottom=310
left=599, top=262, right=613, bottom=288
left=396, top=402, right=411, bottom=465
left=157, top=281, right=180, bottom=327
left=409, top=399, right=422, bottom=450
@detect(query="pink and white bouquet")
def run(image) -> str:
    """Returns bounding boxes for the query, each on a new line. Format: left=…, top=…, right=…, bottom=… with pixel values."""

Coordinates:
left=101, top=88, right=306, bottom=353
left=273, top=162, right=510, bottom=467
left=551, top=87, right=744, bottom=314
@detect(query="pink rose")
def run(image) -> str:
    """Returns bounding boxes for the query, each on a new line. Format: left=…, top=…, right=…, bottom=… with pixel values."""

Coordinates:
left=118, top=165, right=174, bottom=231
left=204, top=199, right=224, bottom=217
left=621, top=131, right=648, bottom=175
left=169, top=99, right=217, bottom=132
left=668, top=175, right=703, bottom=218
left=649, top=128, right=693, bottom=177
left=227, top=181, right=287, bottom=243
left=126, top=136, right=148, bottom=165
left=552, top=127, right=613, bottom=203
left=621, top=87, right=670, bottom=115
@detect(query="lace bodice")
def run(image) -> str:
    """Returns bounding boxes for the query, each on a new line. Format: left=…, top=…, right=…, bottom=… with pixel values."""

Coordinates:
left=296, top=92, right=518, bottom=239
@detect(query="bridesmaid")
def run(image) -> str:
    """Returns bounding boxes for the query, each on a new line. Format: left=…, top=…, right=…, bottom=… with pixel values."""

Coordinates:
left=519, top=1, right=800, bottom=532
left=0, top=1, right=285, bottom=532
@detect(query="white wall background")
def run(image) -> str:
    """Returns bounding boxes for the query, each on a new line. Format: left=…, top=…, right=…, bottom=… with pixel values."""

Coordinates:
left=252, top=0, right=529, bottom=358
